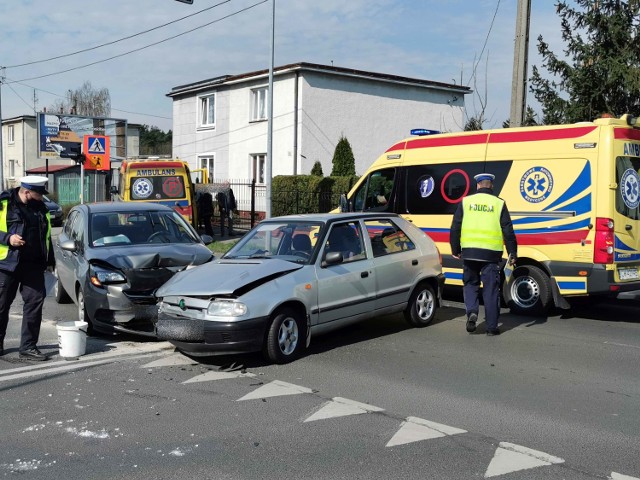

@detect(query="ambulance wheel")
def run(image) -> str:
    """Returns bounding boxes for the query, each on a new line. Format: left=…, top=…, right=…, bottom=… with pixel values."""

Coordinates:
left=506, top=265, right=552, bottom=316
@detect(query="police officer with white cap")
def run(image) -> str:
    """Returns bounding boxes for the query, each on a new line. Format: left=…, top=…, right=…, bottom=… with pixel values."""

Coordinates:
left=0, top=175, right=55, bottom=360
left=449, top=173, right=517, bottom=336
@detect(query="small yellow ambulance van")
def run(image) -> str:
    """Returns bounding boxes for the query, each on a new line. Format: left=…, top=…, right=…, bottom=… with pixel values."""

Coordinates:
left=118, top=159, right=198, bottom=228
left=346, top=115, right=640, bottom=314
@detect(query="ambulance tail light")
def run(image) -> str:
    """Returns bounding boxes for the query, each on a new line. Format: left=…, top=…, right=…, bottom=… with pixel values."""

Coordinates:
left=593, top=217, right=614, bottom=264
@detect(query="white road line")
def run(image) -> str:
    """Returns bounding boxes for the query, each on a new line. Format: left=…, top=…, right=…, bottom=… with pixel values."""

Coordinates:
left=484, top=442, right=564, bottom=478
left=237, top=380, right=313, bottom=401
left=304, top=396, right=384, bottom=422
left=0, top=342, right=174, bottom=381
left=386, top=416, right=467, bottom=447
left=610, top=473, right=640, bottom=480
left=604, top=341, right=640, bottom=350
left=183, top=371, right=256, bottom=383
left=141, top=352, right=199, bottom=368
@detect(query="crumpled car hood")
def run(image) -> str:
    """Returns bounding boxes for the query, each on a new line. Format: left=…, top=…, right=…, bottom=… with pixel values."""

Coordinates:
left=156, top=258, right=303, bottom=297
left=87, top=243, right=212, bottom=269
left=88, top=244, right=213, bottom=292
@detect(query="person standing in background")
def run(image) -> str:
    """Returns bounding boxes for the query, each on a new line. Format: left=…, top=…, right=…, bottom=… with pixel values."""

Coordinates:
left=216, top=181, right=237, bottom=237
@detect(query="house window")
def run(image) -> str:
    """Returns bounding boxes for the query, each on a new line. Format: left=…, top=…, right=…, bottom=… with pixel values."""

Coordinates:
left=8, top=160, right=16, bottom=178
left=8, top=125, right=15, bottom=144
left=252, top=154, right=266, bottom=184
left=250, top=87, right=267, bottom=121
left=199, top=94, right=216, bottom=127
left=199, top=156, right=214, bottom=183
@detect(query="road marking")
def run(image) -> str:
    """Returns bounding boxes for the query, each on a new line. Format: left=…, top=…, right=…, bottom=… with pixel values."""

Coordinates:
left=183, top=370, right=256, bottom=383
left=237, top=380, right=313, bottom=401
left=0, top=342, right=173, bottom=382
left=610, top=473, right=640, bottom=480
left=604, top=341, right=640, bottom=350
left=386, top=416, right=467, bottom=447
left=484, top=442, right=564, bottom=478
left=141, top=353, right=199, bottom=368
left=304, top=396, right=384, bottom=422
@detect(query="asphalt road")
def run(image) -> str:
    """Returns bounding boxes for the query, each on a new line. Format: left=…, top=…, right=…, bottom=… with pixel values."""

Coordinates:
left=1, top=276, right=639, bottom=479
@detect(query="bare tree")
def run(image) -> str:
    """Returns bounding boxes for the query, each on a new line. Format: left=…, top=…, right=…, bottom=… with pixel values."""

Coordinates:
left=48, top=81, right=111, bottom=117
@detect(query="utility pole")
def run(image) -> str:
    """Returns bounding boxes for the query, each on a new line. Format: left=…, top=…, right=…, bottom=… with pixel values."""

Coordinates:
left=265, top=0, right=275, bottom=218
left=509, top=0, right=531, bottom=127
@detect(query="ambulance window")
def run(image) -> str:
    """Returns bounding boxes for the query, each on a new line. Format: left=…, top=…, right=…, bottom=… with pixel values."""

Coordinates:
left=351, top=169, right=396, bottom=212
left=130, top=176, right=186, bottom=201
left=405, top=165, right=469, bottom=215
left=615, top=156, right=640, bottom=220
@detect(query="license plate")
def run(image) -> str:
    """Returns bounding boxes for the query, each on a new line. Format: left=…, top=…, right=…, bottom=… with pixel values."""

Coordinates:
left=618, top=267, right=640, bottom=280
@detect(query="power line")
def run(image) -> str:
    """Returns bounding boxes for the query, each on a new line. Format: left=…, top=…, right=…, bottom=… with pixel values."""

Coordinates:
left=7, top=0, right=268, bottom=84
left=466, top=0, right=501, bottom=87
left=4, top=0, right=232, bottom=69
left=5, top=77, right=172, bottom=121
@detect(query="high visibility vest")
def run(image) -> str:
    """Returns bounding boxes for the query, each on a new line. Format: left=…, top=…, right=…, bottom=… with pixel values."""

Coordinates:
left=460, top=193, right=504, bottom=252
left=0, top=199, right=51, bottom=260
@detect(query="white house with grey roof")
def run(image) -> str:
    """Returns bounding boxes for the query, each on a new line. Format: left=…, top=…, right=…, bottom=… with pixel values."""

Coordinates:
left=167, top=62, right=471, bottom=182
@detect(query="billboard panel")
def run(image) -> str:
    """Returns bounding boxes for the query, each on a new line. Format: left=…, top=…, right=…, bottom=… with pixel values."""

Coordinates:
left=37, top=113, right=127, bottom=161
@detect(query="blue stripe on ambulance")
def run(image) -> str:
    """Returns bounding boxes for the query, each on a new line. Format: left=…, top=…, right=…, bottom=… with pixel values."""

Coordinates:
left=614, top=236, right=640, bottom=261
left=557, top=281, right=587, bottom=290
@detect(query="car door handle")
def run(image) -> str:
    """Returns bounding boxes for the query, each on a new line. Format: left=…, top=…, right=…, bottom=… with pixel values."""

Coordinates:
left=626, top=224, right=632, bottom=231
left=361, top=271, right=369, bottom=278
left=412, top=259, right=418, bottom=265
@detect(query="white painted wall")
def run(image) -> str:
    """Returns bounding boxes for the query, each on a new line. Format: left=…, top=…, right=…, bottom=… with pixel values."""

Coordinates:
left=171, top=68, right=466, bottom=181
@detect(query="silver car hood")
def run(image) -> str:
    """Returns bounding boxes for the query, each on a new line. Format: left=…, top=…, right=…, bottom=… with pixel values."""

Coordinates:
left=156, top=258, right=303, bottom=297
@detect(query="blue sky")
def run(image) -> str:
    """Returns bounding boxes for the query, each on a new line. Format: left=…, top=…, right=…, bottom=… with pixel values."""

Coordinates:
left=0, top=0, right=562, bottom=132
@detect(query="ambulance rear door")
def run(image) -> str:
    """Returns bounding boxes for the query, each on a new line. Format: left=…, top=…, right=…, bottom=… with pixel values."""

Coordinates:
left=612, top=130, right=640, bottom=281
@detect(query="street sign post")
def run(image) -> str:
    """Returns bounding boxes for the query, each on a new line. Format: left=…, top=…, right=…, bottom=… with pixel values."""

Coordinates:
left=83, top=135, right=110, bottom=171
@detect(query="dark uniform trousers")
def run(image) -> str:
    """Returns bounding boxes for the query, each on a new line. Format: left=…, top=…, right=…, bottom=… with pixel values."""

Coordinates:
left=0, top=263, right=46, bottom=351
left=462, top=260, right=501, bottom=331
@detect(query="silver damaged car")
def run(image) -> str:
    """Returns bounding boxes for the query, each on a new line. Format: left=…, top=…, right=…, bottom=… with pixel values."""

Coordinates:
left=156, top=212, right=444, bottom=363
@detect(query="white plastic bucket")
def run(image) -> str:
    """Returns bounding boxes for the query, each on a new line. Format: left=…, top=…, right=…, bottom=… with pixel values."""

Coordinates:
left=57, top=321, right=88, bottom=360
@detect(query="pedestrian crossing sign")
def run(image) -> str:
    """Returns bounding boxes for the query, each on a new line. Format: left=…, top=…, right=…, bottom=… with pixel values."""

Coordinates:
left=82, top=135, right=110, bottom=171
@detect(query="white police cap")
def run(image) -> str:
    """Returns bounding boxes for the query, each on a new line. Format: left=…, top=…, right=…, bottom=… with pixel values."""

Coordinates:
left=20, top=175, right=49, bottom=194
left=474, top=173, right=495, bottom=183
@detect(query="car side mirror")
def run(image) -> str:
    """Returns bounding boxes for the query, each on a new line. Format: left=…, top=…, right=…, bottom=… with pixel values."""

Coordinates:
left=59, top=239, right=78, bottom=253
left=200, top=234, right=213, bottom=245
left=322, top=251, right=343, bottom=267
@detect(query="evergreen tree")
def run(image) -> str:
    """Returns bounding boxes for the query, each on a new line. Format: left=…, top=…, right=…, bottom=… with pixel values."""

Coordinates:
left=330, top=136, right=356, bottom=176
left=139, top=125, right=172, bottom=155
left=530, top=1, right=640, bottom=124
left=310, top=160, right=324, bottom=176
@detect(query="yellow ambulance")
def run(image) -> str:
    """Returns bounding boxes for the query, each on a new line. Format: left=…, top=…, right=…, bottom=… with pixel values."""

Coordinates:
left=346, top=114, right=640, bottom=315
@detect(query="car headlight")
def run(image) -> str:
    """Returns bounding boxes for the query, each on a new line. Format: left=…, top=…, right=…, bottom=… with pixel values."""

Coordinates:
left=207, top=300, right=247, bottom=317
left=90, top=264, right=126, bottom=287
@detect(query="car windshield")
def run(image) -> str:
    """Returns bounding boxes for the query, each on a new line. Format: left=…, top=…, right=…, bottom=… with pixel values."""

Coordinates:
left=90, top=210, right=200, bottom=247
left=224, top=221, right=322, bottom=264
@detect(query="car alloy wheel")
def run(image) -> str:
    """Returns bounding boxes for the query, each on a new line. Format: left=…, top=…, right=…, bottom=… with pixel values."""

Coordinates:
left=264, top=307, right=304, bottom=364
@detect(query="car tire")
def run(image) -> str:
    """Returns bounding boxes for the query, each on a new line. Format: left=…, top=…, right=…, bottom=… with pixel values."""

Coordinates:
left=264, top=307, right=304, bottom=364
left=53, top=268, right=71, bottom=304
left=506, top=265, right=552, bottom=316
left=76, top=289, right=94, bottom=335
left=404, top=282, right=437, bottom=327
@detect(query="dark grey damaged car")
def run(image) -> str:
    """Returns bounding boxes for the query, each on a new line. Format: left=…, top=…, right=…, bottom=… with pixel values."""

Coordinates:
left=53, top=202, right=214, bottom=337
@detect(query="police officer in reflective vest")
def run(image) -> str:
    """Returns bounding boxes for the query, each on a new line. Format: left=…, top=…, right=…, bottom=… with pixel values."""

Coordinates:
left=0, top=176, right=54, bottom=360
left=449, top=173, right=517, bottom=336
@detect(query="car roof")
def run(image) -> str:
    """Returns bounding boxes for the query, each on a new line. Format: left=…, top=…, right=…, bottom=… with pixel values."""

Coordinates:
left=74, top=202, right=175, bottom=214
left=264, top=212, right=401, bottom=225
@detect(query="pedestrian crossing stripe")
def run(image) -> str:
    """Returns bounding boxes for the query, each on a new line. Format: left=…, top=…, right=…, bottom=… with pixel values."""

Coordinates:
left=88, top=137, right=105, bottom=154
left=610, top=473, right=640, bottom=480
